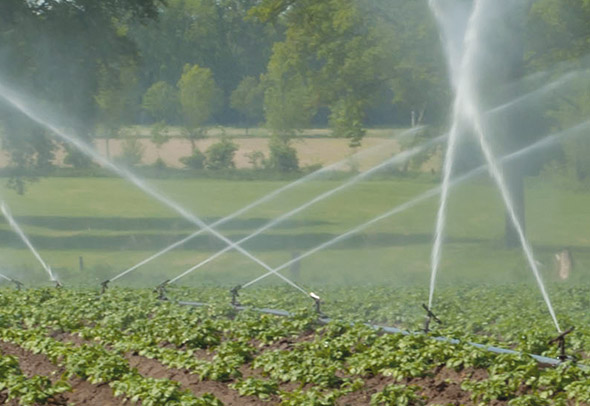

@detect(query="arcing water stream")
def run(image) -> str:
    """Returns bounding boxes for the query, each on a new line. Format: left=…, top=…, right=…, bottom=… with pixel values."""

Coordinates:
left=242, top=119, right=590, bottom=291
left=168, top=134, right=445, bottom=284
left=109, top=126, right=425, bottom=283
left=428, top=0, right=561, bottom=332
left=0, top=201, right=58, bottom=284
left=0, top=81, right=308, bottom=296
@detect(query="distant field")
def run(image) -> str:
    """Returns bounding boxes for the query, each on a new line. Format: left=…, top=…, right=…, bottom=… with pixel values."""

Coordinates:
left=0, top=127, right=429, bottom=170
left=0, top=173, right=587, bottom=291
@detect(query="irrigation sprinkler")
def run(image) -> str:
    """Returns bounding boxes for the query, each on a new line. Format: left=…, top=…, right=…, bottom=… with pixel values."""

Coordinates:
left=100, top=280, right=110, bottom=295
left=0, top=272, right=24, bottom=290
left=174, top=299, right=567, bottom=367
left=154, top=280, right=170, bottom=301
left=12, top=279, right=24, bottom=290
left=422, top=304, right=442, bottom=333
left=310, top=292, right=323, bottom=316
left=549, top=327, right=575, bottom=362
left=230, top=285, right=242, bottom=307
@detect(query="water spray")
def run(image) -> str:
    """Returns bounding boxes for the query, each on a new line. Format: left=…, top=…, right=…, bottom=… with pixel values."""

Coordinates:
left=428, top=0, right=561, bottom=333
left=0, top=201, right=60, bottom=286
left=0, top=272, right=24, bottom=290
left=166, top=135, right=445, bottom=286
left=0, top=82, right=308, bottom=297
left=103, top=126, right=425, bottom=287
left=239, top=118, right=590, bottom=294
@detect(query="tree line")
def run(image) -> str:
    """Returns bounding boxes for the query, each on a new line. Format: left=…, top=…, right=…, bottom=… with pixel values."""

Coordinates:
left=0, top=0, right=590, bottom=185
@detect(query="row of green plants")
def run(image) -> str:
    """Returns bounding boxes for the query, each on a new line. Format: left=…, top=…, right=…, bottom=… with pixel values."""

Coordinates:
left=1, top=285, right=590, bottom=405
left=0, top=350, right=70, bottom=406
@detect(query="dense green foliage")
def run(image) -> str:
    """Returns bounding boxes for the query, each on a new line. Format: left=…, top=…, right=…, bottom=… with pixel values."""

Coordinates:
left=3, top=0, right=590, bottom=173
left=1, top=285, right=590, bottom=404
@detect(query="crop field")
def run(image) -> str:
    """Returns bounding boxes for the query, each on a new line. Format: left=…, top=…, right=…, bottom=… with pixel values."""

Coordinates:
left=0, top=175, right=589, bottom=404
left=1, top=285, right=590, bottom=405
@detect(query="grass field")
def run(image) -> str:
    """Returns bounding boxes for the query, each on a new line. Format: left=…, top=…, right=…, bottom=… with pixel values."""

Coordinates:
left=0, top=171, right=587, bottom=295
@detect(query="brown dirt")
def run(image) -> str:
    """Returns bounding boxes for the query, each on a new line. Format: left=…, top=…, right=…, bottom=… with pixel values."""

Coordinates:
left=125, top=352, right=270, bottom=406
left=337, top=367, right=496, bottom=406
left=20, top=331, right=572, bottom=406
left=0, top=341, right=124, bottom=406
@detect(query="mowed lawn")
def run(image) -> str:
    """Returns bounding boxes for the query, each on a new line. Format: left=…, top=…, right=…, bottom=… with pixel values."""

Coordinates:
left=0, top=174, right=587, bottom=290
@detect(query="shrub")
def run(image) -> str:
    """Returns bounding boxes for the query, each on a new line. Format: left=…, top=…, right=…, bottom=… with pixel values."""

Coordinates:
left=245, top=150, right=265, bottom=169
left=205, top=138, right=238, bottom=170
left=267, top=138, right=299, bottom=172
left=116, top=136, right=144, bottom=167
left=180, top=149, right=207, bottom=170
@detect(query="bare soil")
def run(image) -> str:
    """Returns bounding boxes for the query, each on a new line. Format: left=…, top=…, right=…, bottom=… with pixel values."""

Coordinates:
left=0, top=341, right=124, bottom=406
left=3, top=330, right=561, bottom=406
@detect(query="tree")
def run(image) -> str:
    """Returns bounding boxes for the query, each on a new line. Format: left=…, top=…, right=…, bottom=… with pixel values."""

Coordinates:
left=0, top=0, right=163, bottom=185
left=371, top=0, right=449, bottom=126
left=150, top=121, right=170, bottom=159
left=142, top=81, right=180, bottom=124
left=267, top=137, right=299, bottom=172
left=177, top=64, right=223, bottom=150
left=251, top=0, right=433, bottom=146
left=230, top=76, right=264, bottom=134
left=525, top=0, right=590, bottom=185
left=95, top=60, right=140, bottom=161
left=129, top=0, right=279, bottom=125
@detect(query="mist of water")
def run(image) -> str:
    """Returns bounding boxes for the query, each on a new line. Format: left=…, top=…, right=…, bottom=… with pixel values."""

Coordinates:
left=168, top=134, right=445, bottom=284
left=428, top=0, right=478, bottom=313
left=109, top=126, right=425, bottom=283
left=1, top=201, right=58, bottom=283
left=117, top=67, right=580, bottom=285
left=0, top=81, right=311, bottom=295
left=242, top=119, right=590, bottom=290
left=0, top=271, right=13, bottom=283
left=428, top=0, right=561, bottom=332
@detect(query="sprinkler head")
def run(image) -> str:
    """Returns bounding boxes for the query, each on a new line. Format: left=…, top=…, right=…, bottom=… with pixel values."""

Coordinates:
left=100, top=280, right=110, bottom=295
left=549, top=327, right=575, bottom=362
left=11, top=279, right=23, bottom=290
left=154, top=280, right=170, bottom=301
left=230, top=285, right=241, bottom=307
left=422, top=304, right=442, bottom=333
left=54, top=280, right=63, bottom=289
left=310, top=292, right=323, bottom=316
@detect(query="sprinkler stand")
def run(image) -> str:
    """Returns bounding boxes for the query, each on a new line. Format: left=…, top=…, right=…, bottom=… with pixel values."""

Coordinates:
left=100, top=280, right=110, bottom=295
left=11, top=279, right=23, bottom=290
left=422, top=304, right=442, bottom=333
left=154, top=280, right=170, bottom=301
left=310, top=292, right=323, bottom=316
left=549, top=327, right=574, bottom=362
left=230, top=285, right=241, bottom=307
left=54, top=280, right=63, bottom=289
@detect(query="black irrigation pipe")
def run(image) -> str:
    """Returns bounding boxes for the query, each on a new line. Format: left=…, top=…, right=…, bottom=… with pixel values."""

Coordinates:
left=174, top=299, right=565, bottom=367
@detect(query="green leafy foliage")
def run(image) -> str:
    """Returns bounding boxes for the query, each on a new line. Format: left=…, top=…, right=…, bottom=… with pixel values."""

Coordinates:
left=1, top=286, right=590, bottom=405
